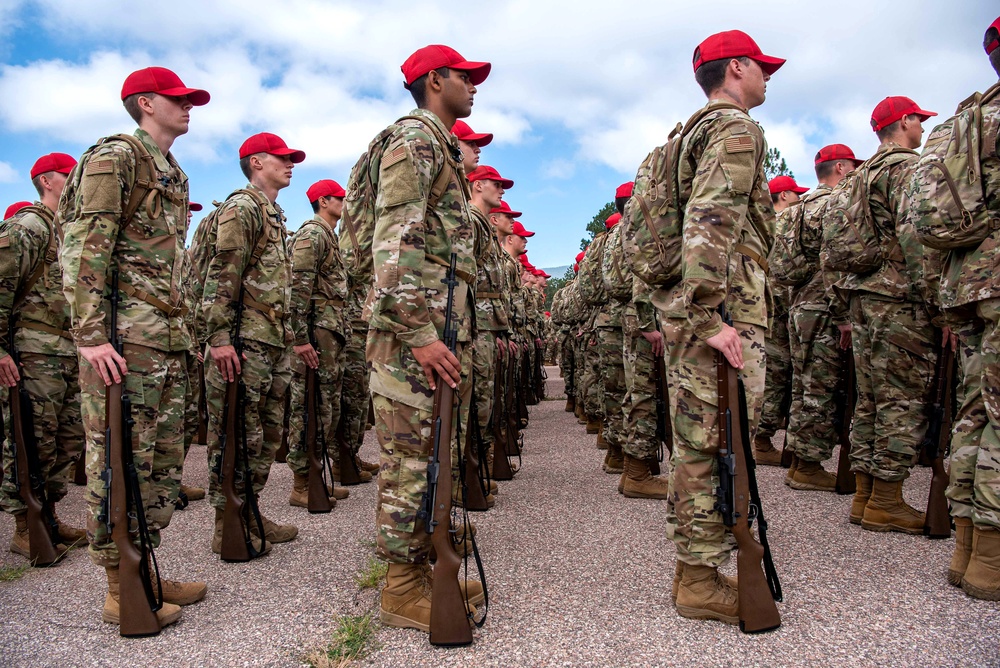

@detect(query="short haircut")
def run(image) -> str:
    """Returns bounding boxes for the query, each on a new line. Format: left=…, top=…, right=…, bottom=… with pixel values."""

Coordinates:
left=694, top=56, right=750, bottom=96
left=30, top=175, right=45, bottom=197
left=875, top=114, right=919, bottom=142
left=310, top=199, right=320, bottom=214
left=123, top=92, right=156, bottom=124
left=239, top=155, right=255, bottom=180
left=406, top=67, right=451, bottom=107
left=815, top=159, right=851, bottom=181
left=614, top=196, right=628, bottom=216
left=770, top=192, right=781, bottom=205
left=988, top=27, right=1000, bottom=76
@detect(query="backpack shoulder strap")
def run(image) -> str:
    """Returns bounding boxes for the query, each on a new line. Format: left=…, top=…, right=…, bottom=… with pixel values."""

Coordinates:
left=232, top=188, right=272, bottom=271
left=103, top=133, right=157, bottom=226
left=396, top=115, right=456, bottom=207
left=11, top=205, right=57, bottom=312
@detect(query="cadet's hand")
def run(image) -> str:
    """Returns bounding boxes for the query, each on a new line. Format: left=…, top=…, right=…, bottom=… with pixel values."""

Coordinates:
left=196, top=351, right=204, bottom=364
left=212, top=345, right=246, bottom=383
left=79, top=343, right=128, bottom=386
left=942, top=326, right=958, bottom=352
left=535, top=337, right=543, bottom=348
left=706, top=324, right=744, bottom=369
left=0, top=354, right=19, bottom=387
left=294, top=343, right=319, bottom=369
left=837, top=324, right=852, bottom=350
left=641, top=330, right=664, bottom=357
left=412, top=340, right=461, bottom=390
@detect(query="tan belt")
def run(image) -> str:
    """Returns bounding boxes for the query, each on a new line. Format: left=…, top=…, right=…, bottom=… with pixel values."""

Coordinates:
left=119, top=280, right=189, bottom=318
left=424, top=254, right=475, bottom=285
left=313, top=297, right=346, bottom=308
left=18, top=321, right=72, bottom=340
left=735, top=244, right=769, bottom=275
left=476, top=292, right=501, bottom=299
left=244, top=296, right=285, bottom=323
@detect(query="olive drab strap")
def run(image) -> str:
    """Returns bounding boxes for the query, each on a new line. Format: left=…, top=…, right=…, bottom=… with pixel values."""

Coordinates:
left=9, top=204, right=57, bottom=312
left=104, top=133, right=186, bottom=227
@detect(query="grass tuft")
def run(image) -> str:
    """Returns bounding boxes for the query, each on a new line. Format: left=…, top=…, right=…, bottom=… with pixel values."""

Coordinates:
left=0, top=563, right=30, bottom=582
left=353, top=556, right=387, bottom=590
left=304, top=613, right=379, bottom=668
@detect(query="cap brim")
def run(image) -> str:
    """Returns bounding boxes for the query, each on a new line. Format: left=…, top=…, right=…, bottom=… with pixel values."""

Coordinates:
left=467, top=132, right=493, bottom=147
left=158, top=86, right=211, bottom=106
left=516, top=230, right=535, bottom=238
left=271, top=148, right=306, bottom=164
left=751, top=55, right=785, bottom=75
left=189, top=203, right=203, bottom=211
left=452, top=61, right=491, bottom=86
left=914, top=109, right=938, bottom=121
left=498, top=178, right=514, bottom=189
left=792, top=186, right=809, bottom=194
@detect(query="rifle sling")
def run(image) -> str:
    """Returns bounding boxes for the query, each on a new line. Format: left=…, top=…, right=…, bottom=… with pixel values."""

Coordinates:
left=118, top=279, right=188, bottom=318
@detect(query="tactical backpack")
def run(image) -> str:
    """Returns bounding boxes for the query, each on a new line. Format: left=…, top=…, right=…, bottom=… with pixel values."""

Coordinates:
left=769, top=192, right=823, bottom=287
left=820, top=147, right=912, bottom=275
left=188, top=187, right=272, bottom=286
left=601, top=220, right=633, bottom=303
left=340, top=116, right=455, bottom=283
left=621, top=102, right=746, bottom=288
left=909, top=81, right=1000, bottom=251
left=577, top=231, right=610, bottom=306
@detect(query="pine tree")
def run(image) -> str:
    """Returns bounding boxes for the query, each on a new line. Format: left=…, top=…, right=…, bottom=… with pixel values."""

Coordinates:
left=763, top=147, right=794, bottom=181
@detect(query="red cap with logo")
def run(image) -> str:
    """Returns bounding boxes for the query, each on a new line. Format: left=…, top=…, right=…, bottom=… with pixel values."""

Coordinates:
left=605, top=212, right=622, bottom=229
left=239, top=132, right=306, bottom=163
left=986, top=17, right=1000, bottom=55
left=30, top=153, right=77, bottom=179
left=512, top=221, right=535, bottom=238
left=814, top=144, right=863, bottom=167
left=768, top=175, right=808, bottom=195
left=490, top=200, right=522, bottom=218
left=452, top=120, right=493, bottom=147
left=4, top=201, right=31, bottom=219
left=121, top=67, right=210, bottom=105
left=401, top=45, right=491, bottom=87
left=467, top=165, right=513, bottom=188
left=189, top=202, right=204, bottom=212
left=870, top=96, right=937, bottom=132
left=615, top=181, right=634, bottom=199
left=306, top=179, right=346, bottom=202
left=693, top=30, right=785, bottom=75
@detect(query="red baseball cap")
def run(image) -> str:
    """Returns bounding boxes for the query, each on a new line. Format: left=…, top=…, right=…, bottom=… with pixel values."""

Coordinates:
left=605, top=212, right=622, bottom=229
left=4, top=201, right=31, bottom=219
left=573, top=262, right=579, bottom=272
left=512, top=221, right=535, bottom=238
left=490, top=200, right=522, bottom=218
left=768, top=175, right=808, bottom=195
left=986, top=17, right=1000, bottom=55
left=401, top=45, right=491, bottom=87
left=870, top=96, right=937, bottom=132
left=239, top=132, right=306, bottom=163
left=615, top=181, right=634, bottom=198
left=189, top=202, right=204, bottom=212
left=814, top=144, right=863, bottom=167
left=306, top=179, right=346, bottom=202
left=30, top=152, right=77, bottom=179
left=121, top=67, right=210, bottom=106
left=541, top=271, right=551, bottom=279
left=693, top=30, right=785, bottom=75
left=467, top=165, right=513, bottom=189
left=452, top=120, right=493, bottom=147
left=575, top=251, right=585, bottom=262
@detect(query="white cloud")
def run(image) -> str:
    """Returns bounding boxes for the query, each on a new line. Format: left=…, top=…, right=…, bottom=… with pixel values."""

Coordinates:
left=0, top=161, right=19, bottom=183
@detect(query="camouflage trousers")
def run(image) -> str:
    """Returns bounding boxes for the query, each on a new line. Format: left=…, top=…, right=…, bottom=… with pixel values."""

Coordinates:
left=544, top=335, right=559, bottom=366
left=205, top=339, right=292, bottom=510
left=0, top=352, right=84, bottom=515
left=582, top=330, right=603, bottom=419
left=948, top=298, right=1000, bottom=529
left=786, top=306, right=842, bottom=463
left=286, top=328, right=345, bottom=476
left=622, top=321, right=659, bottom=461
left=472, top=331, right=499, bottom=451
left=340, top=322, right=370, bottom=455
left=559, top=330, right=575, bottom=397
left=849, top=295, right=935, bottom=482
left=597, top=327, right=625, bottom=448
left=183, top=351, right=203, bottom=456
left=758, top=309, right=791, bottom=440
left=574, top=333, right=587, bottom=401
left=371, top=339, right=472, bottom=564
left=662, top=318, right=765, bottom=568
left=81, top=345, right=187, bottom=567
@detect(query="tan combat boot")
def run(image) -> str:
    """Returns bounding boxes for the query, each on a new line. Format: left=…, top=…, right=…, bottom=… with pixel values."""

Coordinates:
left=211, top=508, right=272, bottom=556
left=10, top=514, right=69, bottom=562
left=49, top=507, right=86, bottom=544
left=332, top=461, right=373, bottom=484
left=789, top=459, right=837, bottom=492
left=258, top=513, right=298, bottom=543
left=948, top=517, right=974, bottom=586
left=596, top=425, right=609, bottom=450
left=753, top=436, right=782, bottom=467
left=151, top=571, right=207, bottom=606
left=489, top=480, right=498, bottom=496
left=417, top=562, right=485, bottom=606
left=675, top=563, right=738, bottom=625
left=565, top=396, right=576, bottom=413
left=861, top=478, right=924, bottom=534
left=356, top=456, right=380, bottom=474
left=289, top=473, right=344, bottom=509
left=380, top=563, right=433, bottom=632
left=602, top=442, right=624, bottom=475
left=586, top=417, right=601, bottom=435
left=452, top=520, right=478, bottom=558
left=961, top=525, right=1000, bottom=600
left=622, top=455, right=669, bottom=500
left=576, top=404, right=586, bottom=423
left=849, top=472, right=873, bottom=525
left=180, top=484, right=205, bottom=501
left=784, top=454, right=799, bottom=487
left=103, top=567, right=182, bottom=627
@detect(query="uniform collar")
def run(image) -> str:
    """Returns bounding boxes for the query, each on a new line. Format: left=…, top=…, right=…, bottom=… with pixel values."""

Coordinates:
left=245, top=183, right=282, bottom=219
left=134, top=128, right=172, bottom=173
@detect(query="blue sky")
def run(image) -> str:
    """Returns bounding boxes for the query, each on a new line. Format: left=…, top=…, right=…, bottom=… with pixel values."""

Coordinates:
left=1, top=0, right=997, bottom=270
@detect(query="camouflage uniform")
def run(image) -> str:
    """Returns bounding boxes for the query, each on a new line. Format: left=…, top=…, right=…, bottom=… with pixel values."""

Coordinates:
left=758, top=284, right=791, bottom=442
left=835, top=145, right=942, bottom=481
left=500, top=249, right=526, bottom=419
left=623, top=277, right=661, bottom=460
left=60, top=129, right=190, bottom=566
left=180, top=250, right=204, bottom=455
left=550, top=284, right=573, bottom=392
left=199, top=184, right=293, bottom=510
left=0, top=203, right=84, bottom=515
left=367, top=109, right=476, bottom=564
left=783, top=186, right=843, bottom=463
left=286, top=215, right=348, bottom=476
left=653, top=102, right=773, bottom=567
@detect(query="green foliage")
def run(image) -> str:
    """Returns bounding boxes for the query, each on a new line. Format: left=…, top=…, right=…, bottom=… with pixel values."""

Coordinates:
left=353, top=556, right=388, bottom=590
left=304, top=614, right=379, bottom=668
left=764, top=147, right=794, bottom=181
left=580, top=201, right=616, bottom=250
left=0, top=563, right=29, bottom=582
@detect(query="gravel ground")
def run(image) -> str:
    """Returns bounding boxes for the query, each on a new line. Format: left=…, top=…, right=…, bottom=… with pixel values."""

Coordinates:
left=1, top=367, right=999, bottom=667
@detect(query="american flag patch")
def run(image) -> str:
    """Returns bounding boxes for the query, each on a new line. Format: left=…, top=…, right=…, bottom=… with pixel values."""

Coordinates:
left=724, top=136, right=754, bottom=153
left=381, top=146, right=407, bottom=168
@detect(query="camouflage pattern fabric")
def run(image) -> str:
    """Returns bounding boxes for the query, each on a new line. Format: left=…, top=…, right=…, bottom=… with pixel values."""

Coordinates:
left=287, top=328, right=344, bottom=475
left=81, top=345, right=187, bottom=566
left=948, top=312, right=986, bottom=521
left=205, top=339, right=291, bottom=509
left=472, top=331, right=497, bottom=454
left=622, top=316, right=658, bottom=460
left=183, top=352, right=203, bottom=455
left=582, top=326, right=603, bottom=419
left=758, top=286, right=792, bottom=441
left=785, top=306, right=842, bottom=463
left=597, top=326, right=625, bottom=447
left=848, top=295, right=935, bottom=481
left=339, top=325, right=369, bottom=454
left=288, top=216, right=347, bottom=346
left=559, top=330, right=575, bottom=397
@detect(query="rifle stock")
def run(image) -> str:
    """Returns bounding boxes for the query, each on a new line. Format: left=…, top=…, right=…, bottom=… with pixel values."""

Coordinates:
left=462, top=400, right=489, bottom=511
left=196, top=361, right=208, bottom=446
left=923, top=340, right=956, bottom=539
left=333, top=418, right=363, bottom=485
left=653, top=352, right=673, bottom=458
left=834, top=348, right=857, bottom=495
left=304, top=364, right=332, bottom=513
left=491, top=347, right=514, bottom=481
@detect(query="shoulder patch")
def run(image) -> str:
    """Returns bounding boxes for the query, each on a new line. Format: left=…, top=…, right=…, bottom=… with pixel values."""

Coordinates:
left=381, top=146, right=407, bottom=169
left=294, top=238, right=312, bottom=249
left=85, top=159, right=115, bottom=175
left=0, top=235, right=9, bottom=248
left=219, top=206, right=238, bottom=223
left=725, top=136, right=755, bottom=154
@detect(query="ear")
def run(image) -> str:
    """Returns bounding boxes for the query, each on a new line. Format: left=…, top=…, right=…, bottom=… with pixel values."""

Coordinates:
left=426, top=69, right=444, bottom=94
left=250, top=154, right=264, bottom=172
left=137, top=94, right=156, bottom=115
left=729, top=58, right=745, bottom=80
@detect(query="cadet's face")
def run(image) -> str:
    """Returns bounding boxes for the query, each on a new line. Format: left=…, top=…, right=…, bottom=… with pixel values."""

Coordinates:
left=323, top=196, right=344, bottom=218
left=492, top=212, right=514, bottom=236
left=509, top=234, right=527, bottom=254
left=903, top=115, right=925, bottom=149
left=741, top=59, right=768, bottom=108
left=459, top=139, right=481, bottom=171
left=479, top=179, right=504, bottom=209
left=45, top=172, right=68, bottom=199
left=443, top=69, right=476, bottom=119
left=152, top=94, right=194, bottom=137
left=258, top=153, right=294, bottom=190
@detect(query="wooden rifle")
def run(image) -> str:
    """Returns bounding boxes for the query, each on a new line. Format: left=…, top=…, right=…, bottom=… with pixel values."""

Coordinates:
left=922, top=336, right=956, bottom=539
left=715, top=306, right=782, bottom=634
left=461, top=380, right=489, bottom=511
left=833, top=347, right=857, bottom=495
left=304, top=303, right=334, bottom=513
left=490, top=344, right=515, bottom=480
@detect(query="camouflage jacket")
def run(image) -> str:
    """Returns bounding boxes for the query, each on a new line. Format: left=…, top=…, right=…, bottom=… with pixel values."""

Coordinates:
left=180, top=248, right=203, bottom=352
left=471, top=207, right=510, bottom=332
left=201, top=184, right=292, bottom=349
left=655, top=101, right=774, bottom=337
left=61, top=129, right=191, bottom=352
left=0, top=203, right=74, bottom=358
left=500, top=249, right=525, bottom=338
left=839, top=144, right=944, bottom=320
left=289, top=215, right=347, bottom=345
left=785, top=184, right=835, bottom=311
left=632, top=276, right=656, bottom=333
